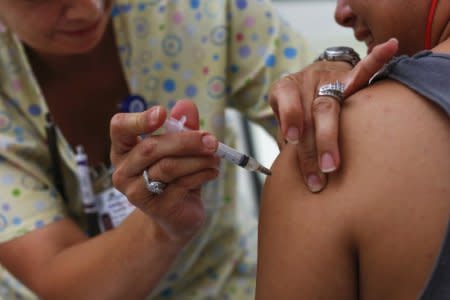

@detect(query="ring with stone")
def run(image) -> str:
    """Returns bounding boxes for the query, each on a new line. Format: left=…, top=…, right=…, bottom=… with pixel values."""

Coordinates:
left=143, top=169, right=167, bottom=196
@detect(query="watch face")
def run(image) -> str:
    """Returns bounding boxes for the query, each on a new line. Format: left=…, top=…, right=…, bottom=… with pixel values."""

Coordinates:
left=325, top=46, right=353, bottom=55
left=317, top=46, right=361, bottom=66
left=323, top=46, right=361, bottom=66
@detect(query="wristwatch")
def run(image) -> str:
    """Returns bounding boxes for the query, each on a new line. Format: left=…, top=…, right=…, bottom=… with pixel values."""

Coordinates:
left=317, top=46, right=361, bottom=67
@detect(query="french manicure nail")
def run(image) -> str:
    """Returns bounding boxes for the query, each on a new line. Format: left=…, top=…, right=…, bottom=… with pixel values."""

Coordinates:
left=320, top=152, right=336, bottom=173
left=149, top=107, right=160, bottom=126
left=286, top=127, right=300, bottom=144
left=202, top=134, right=217, bottom=150
left=307, top=174, right=323, bottom=193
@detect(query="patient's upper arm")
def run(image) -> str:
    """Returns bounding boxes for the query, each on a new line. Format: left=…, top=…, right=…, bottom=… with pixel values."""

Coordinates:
left=256, top=80, right=450, bottom=300
left=256, top=142, right=359, bottom=300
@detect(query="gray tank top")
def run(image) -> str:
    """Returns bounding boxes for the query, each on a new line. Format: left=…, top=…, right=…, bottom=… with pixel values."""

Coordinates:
left=371, top=50, right=450, bottom=300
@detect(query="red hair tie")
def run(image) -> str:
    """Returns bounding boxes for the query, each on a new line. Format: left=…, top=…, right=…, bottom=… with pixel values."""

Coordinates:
left=425, top=0, right=439, bottom=49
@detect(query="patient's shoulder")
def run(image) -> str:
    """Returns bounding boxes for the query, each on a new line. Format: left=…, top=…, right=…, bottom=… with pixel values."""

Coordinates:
left=260, top=79, right=450, bottom=299
left=338, top=78, right=449, bottom=207
left=337, top=79, right=450, bottom=299
left=263, top=78, right=450, bottom=231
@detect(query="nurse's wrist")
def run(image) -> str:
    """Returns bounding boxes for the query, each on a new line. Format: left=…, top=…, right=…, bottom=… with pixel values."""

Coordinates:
left=120, top=210, right=185, bottom=256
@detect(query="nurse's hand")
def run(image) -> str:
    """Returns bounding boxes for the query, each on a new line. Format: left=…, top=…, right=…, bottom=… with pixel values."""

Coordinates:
left=269, top=39, right=398, bottom=193
left=110, top=100, right=220, bottom=245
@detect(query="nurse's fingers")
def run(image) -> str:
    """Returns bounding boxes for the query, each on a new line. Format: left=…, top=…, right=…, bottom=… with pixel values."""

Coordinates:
left=110, top=106, right=167, bottom=164
left=114, top=130, right=218, bottom=178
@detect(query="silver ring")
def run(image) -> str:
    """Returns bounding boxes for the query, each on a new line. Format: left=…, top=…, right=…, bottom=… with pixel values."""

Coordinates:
left=317, top=81, right=345, bottom=104
left=143, top=169, right=167, bottom=195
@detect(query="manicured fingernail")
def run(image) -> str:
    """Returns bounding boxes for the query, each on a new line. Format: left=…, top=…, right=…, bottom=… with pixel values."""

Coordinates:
left=307, top=174, right=323, bottom=193
left=286, top=127, right=299, bottom=144
left=202, top=134, right=217, bottom=150
left=149, top=107, right=160, bottom=126
left=389, top=37, right=398, bottom=44
left=320, top=152, right=336, bottom=173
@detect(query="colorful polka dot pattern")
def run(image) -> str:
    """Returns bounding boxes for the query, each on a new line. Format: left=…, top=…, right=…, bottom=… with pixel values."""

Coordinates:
left=0, top=0, right=308, bottom=298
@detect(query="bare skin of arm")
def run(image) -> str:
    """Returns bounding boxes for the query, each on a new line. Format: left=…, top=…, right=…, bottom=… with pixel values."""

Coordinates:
left=0, top=211, right=181, bottom=300
left=256, top=80, right=450, bottom=300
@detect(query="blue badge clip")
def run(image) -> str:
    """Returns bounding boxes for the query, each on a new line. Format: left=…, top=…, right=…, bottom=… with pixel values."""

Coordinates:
left=119, top=95, right=147, bottom=113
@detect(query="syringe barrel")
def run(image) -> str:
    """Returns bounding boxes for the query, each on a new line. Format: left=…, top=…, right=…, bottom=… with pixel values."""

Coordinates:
left=216, top=143, right=249, bottom=167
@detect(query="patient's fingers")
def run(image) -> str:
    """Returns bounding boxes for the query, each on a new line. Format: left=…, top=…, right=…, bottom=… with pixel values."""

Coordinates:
left=344, top=38, right=398, bottom=96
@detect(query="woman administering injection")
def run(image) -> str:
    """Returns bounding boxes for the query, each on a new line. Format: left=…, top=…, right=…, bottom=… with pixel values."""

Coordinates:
left=0, top=0, right=394, bottom=298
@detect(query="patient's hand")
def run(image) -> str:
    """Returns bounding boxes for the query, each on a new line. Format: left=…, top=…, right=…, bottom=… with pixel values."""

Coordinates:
left=269, top=39, right=398, bottom=193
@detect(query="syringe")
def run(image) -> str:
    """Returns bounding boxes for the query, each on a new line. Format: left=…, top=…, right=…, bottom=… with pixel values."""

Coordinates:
left=163, top=117, right=271, bottom=176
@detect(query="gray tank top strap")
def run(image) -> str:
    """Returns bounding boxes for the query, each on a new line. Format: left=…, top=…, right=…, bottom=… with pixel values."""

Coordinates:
left=371, top=50, right=450, bottom=299
left=370, top=50, right=450, bottom=116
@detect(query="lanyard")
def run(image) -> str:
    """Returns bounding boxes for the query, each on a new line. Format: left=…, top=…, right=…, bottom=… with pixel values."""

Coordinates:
left=44, top=95, right=145, bottom=235
left=45, top=112, right=100, bottom=236
left=45, top=112, right=68, bottom=202
left=425, top=0, right=439, bottom=49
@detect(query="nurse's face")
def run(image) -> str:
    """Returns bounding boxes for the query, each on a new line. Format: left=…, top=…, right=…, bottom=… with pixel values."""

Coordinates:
left=334, top=0, right=429, bottom=55
left=0, top=0, right=114, bottom=55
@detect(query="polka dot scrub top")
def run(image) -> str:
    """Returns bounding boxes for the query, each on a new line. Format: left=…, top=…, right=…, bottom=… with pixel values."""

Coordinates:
left=0, top=0, right=309, bottom=299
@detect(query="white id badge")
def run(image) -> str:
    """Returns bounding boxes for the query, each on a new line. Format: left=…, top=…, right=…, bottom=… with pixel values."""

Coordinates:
left=96, top=187, right=135, bottom=232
